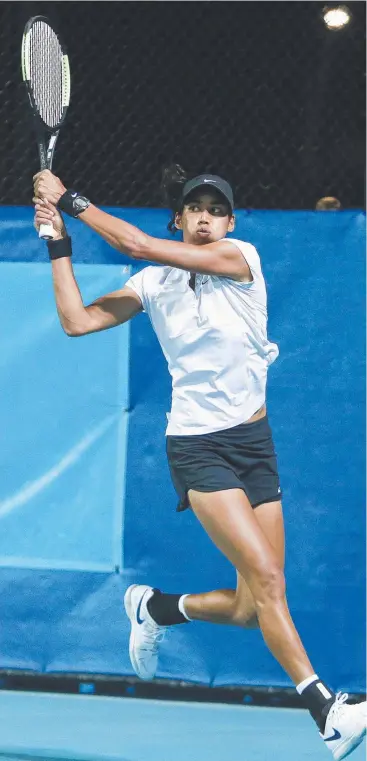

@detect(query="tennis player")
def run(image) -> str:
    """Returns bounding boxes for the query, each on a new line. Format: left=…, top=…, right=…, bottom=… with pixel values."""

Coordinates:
left=33, top=166, right=366, bottom=760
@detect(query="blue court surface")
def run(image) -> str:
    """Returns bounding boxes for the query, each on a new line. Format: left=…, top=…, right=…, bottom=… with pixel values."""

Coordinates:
left=0, top=691, right=365, bottom=761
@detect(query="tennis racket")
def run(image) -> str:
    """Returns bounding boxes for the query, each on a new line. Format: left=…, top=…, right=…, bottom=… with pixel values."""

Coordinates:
left=21, top=15, right=71, bottom=240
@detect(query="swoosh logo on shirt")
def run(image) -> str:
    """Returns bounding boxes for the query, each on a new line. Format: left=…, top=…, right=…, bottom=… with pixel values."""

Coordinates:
left=324, top=728, right=341, bottom=743
left=136, top=592, right=147, bottom=625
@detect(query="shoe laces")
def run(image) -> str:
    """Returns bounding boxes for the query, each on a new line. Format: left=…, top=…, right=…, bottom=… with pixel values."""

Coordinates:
left=328, top=692, right=349, bottom=723
left=139, top=620, right=167, bottom=654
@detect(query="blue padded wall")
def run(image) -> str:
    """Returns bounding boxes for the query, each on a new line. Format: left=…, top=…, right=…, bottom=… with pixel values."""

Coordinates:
left=0, top=208, right=365, bottom=691
left=1, top=262, right=131, bottom=572
left=125, top=210, right=366, bottom=691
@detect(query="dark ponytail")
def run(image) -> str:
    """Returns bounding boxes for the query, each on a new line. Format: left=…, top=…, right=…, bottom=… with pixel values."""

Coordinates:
left=161, top=164, right=188, bottom=233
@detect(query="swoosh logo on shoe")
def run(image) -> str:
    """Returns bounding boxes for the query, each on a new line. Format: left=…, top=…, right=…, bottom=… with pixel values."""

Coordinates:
left=324, top=728, right=341, bottom=743
left=136, top=592, right=147, bottom=625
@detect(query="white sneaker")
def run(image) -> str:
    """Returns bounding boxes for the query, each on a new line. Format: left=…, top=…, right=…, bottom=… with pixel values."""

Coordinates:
left=322, top=692, right=367, bottom=760
left=124, top=584, right=167, bottom=681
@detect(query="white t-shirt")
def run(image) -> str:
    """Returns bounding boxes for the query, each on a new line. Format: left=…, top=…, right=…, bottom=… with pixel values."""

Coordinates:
left=126, top=238, right=279, bottom=436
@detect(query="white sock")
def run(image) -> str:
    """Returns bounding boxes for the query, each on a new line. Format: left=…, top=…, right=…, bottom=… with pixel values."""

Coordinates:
left=178, top=594, right=192, bottom=621
left=296, top=674, right=319, bottom=695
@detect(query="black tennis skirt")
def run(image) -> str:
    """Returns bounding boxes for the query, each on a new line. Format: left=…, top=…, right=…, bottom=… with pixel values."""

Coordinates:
left=166, top=414, right=282, bottom=512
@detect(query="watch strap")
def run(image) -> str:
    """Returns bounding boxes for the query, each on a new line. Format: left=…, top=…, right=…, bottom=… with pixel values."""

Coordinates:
left=57, top=190, right=90, bottom=218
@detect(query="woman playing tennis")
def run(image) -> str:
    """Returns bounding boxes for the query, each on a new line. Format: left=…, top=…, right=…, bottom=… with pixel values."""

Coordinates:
left=33, top=166, right=366, bottom=760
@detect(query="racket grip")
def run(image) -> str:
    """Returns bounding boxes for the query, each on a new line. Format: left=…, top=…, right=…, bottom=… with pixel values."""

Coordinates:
left=39, top=223, right=57, bottom=241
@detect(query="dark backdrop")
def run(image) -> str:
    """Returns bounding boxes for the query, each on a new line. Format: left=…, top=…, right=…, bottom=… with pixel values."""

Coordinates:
left=1, top=1, right=365, bottom=209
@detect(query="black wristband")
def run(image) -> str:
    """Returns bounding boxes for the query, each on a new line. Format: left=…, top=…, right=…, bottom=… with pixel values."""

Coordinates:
left=57, top=189, right=90, bottom=218
left=47, top=236, right=72, bottom=261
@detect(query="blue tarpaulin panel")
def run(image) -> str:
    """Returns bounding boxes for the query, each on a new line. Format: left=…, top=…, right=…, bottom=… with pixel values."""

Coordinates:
left=0, top=208, right=365, bottom=691
left=1, top=262, right=130, bottom=572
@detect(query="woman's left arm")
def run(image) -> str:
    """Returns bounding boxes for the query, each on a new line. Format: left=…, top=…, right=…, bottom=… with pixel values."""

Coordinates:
left=33, top=170, right=249, bottom=280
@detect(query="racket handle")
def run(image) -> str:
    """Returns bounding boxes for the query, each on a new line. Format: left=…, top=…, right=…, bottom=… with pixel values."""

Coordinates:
left=39, top=222, right=56, bottom=241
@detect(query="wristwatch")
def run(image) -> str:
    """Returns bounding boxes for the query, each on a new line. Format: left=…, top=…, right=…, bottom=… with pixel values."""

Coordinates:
left=57, top=189, right=90, bottom=218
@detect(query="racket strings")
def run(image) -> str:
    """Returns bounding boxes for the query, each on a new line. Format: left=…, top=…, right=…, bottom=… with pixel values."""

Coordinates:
left=28, top=20, right=64, bottom=129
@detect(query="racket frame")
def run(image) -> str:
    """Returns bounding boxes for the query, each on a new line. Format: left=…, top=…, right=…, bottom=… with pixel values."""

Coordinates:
left=21, top=15, right=70, bottom=240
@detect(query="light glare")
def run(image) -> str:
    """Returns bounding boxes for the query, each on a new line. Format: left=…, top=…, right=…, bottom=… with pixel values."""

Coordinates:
left=323, top=6, right=351, bottom=30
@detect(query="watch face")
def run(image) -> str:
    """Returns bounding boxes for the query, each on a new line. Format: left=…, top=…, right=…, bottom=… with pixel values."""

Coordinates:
left=74, top=196, right=90, bottom=215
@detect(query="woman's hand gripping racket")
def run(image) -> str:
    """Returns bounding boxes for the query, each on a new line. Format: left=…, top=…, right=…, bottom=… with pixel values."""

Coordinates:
left=21, top=15, right=70, bottom=240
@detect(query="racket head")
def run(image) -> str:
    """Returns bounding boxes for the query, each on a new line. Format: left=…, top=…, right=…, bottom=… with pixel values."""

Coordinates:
left=22, top=16, right=70, bottom=240
left=21, top=15, right=71, bottom=133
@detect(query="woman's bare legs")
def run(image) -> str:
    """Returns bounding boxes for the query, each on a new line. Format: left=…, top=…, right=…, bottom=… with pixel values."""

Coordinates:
left=184, top=498, right=284, bottom=628
left=187, top=488, right=313, bottom=685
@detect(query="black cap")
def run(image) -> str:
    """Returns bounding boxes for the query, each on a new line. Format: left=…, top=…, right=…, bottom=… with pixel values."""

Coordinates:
left=182, top=174, right=234, bottom=211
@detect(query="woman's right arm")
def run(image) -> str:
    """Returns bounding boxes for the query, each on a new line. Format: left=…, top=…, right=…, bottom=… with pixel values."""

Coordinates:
left=34, top=199, right=143, bottom=337
left=51, top=258, right=143, bottom=336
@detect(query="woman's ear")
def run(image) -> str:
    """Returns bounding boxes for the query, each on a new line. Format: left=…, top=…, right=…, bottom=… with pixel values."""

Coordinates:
left=175, top=212, right=182, bottom=230
left=228, top=214, right=235, bottom=233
